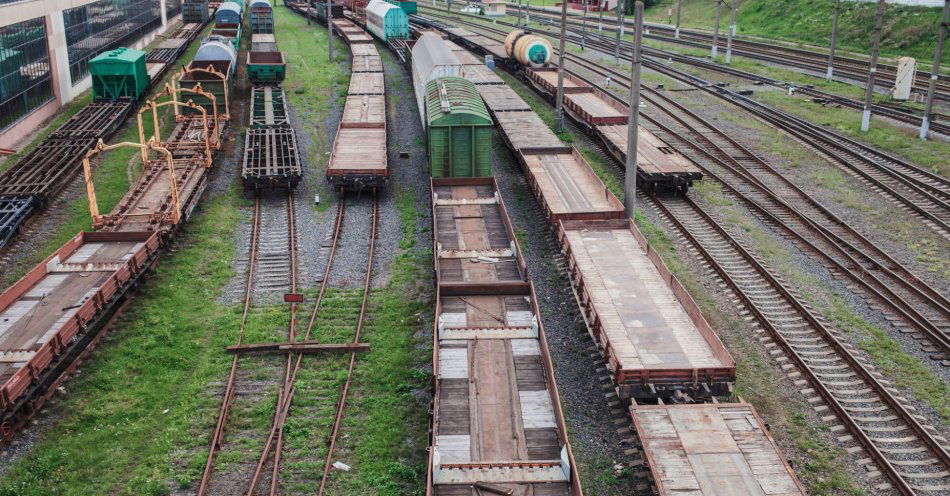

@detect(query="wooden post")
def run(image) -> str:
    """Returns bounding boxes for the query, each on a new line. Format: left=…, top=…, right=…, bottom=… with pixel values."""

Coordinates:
left=711, top=0, right=721, bottom=59
left=861, top=0, right=886, bottom=132
left=827, top=0, right=840, bottom=81
left=921, top=0, right=949, bottom=140
left=625, top=1, right=643, bottom=221
left=556, top=0, right=568, bottom=132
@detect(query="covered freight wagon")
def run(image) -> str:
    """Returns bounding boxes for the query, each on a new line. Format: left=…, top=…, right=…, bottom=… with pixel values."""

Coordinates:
left=425, top=77, right=491, bottom=177
left=385, top=0, right=415, bottom=14
left=364, top=0, right=408, bottom=42
left=89, top=47, right=148, bottom=101
left=214, top=1, right=243, bottom=24
left=411, top=33, right=461, bottom=126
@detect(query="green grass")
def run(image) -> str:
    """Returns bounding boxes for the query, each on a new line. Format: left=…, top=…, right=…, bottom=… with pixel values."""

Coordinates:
left=0, top=187, right=243, bottom=496
left=643, top=0, right=945, bottom=63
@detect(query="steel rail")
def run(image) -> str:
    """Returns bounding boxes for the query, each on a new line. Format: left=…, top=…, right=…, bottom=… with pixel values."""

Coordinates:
left=652, top=193, right=950, bottom=495
left=317, top=190, right=378, bottom=496
left=245, top=193, right=346, bottom=495
left=426, top=8, right=950, bottom=237
left=198, top=195, right=264, bottom=496
left=555, top=51, right=950, bottom=357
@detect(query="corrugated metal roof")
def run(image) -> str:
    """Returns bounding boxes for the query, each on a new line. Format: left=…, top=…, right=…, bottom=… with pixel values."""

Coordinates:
left=365, top=0, right=398, bottom=16
left=412, top=33, right=462, bottom=126
left=425, top=77, right=491, bottom=127
left=90, top=47, right=146, bottom=64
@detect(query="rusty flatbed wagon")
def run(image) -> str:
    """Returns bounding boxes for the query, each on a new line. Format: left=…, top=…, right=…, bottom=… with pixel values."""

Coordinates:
left=517, top=147, right=624, bottom=223
left=0, top=231, right=161, bottom=435
left=558, top=219, right=735, bottom=398
left=476, top=84, right=531, bottom=112
left=523, top=66, right=702, bottom=192
left=242, top=127, right=301, bottom=190
left=460, top=64, right=504, bottom=86
left=429, top=177, right=581, bottom=495
left=326, top=23, right=389, bottom=191
left=631, top=403, right=806, bottom=495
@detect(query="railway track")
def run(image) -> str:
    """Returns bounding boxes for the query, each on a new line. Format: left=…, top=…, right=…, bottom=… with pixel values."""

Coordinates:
left=557, top=52, right=950, bottom=364
left=199, top=189, right=378, bottom=496
left=649, top=193, right=950, bottom=495
left=411, top=12, right=950, bottom=494
left=420, top=8, right=950, bottom=240
left=509, top=4, right=950, bottom=103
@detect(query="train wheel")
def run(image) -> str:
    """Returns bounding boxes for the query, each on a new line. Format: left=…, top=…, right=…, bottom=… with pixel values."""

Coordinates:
left=1, top=420, right=11, bottom=439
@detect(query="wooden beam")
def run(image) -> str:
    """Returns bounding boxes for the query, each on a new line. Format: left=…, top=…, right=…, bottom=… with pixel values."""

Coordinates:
left=226, top=341, right=370, bottom=355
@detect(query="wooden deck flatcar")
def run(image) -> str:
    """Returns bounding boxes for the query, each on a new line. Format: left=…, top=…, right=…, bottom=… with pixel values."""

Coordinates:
left=631, top=403, right=806, bottom=495
left=558, top=218, right=735, bottom=399
left=0, top=231, right=161, bottom=433
left=429, top=177, right=581, bottom=495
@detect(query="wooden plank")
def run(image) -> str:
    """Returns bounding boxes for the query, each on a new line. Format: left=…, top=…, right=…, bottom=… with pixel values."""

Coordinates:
left=225, top=341, right=370, bottom=354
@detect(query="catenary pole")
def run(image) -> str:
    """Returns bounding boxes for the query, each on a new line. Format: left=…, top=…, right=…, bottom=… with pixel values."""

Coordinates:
left=711, top=0, right=722, bottom=59
left=921, top=0, right=949, bottom=140
left=861, top=0, right=886, bottom=132
left=615, top=0, right=623, bottom=63
left=625, top=1, right=644, bottom=221
left=582, top=1, right=588, bottom=51
left=674, top=0, right=681, bottom=39
left=725, top=0, right=736, bottom=64
left=828, top=0, right=840, bottom=81
left=327, top=0, right=334, bottom=62
left=556, top=0, right=568, bottom=131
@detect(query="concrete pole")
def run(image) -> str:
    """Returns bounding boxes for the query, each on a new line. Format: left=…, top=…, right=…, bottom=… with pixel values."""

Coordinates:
left=921, top=0, right=949, bottom=140
left=327, top=0, right=334, bottom=62
left=711, top=0, right=721, bottom=59
left=582, top=1, right=588, bottom=51
left=725, top=0, right=736, bottom=64
left=861, top=0, right=886, bottom=132
left=599, top=0, right=603, bottom=31
left=828, top=0, right=840, bottom=81
left=625, top=1, right=644, bottom=220
left=674, top=0, right=681, bottom=39
left=526, top=0, right=530, bottom=26
left=518, top=0, right=523, bottom=26
left=615, top=0, right=623, bottom=63
left=556, top=0, right=568, bottom=132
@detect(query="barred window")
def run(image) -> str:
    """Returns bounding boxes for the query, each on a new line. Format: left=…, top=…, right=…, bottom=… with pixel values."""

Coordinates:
left=0, top=17, right=53, bottom=132
left=64, top=0, right=162, bottom=84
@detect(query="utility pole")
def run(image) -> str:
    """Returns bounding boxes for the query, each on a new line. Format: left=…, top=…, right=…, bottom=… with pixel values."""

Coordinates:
left=615, top=0, right=623, bottom=63
left=518, top=0, right=523, bottom=26
left=526, top=0, right=531, bottom=26
left=921, top=0, right=949, bottom=140
left=625, top=0, right=644, bottom=220
left=582, top=1, right=588, bottom=51
left=827, top=0, right=840, bottom=81
left=556, top=0, right=568, bottom=132
left=711, top=0, right=722, bottom=60
left=725, top=0, right=736, bottom=64
left=599, top=0, right=604, bottom=31
left=327, top=0, right=334, bottom=62
left=861, top=0, right=886, bottom=132
left=674, top=0, right=681, bottom=39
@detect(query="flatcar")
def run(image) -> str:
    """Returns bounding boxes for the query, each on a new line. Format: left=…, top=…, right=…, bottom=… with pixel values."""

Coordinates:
left=364, top=0, right=408, bottom=41
left=428, top=176, right=582, bottom=494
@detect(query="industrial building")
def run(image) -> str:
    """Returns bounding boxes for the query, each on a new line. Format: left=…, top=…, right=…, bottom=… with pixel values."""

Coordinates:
left=0, top=0, right=182, bottom=149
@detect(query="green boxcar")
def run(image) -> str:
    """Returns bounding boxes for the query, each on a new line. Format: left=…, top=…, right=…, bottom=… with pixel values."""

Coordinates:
left=425, top=77, right=492, bottom=177
left=89, top=47, right=148, bottom=101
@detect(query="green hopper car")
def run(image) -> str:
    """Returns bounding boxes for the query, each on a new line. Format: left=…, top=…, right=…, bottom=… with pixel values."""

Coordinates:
left=425, top=77, right=492, bottom=178
left=247, top=51, right=286, bottom=83
left=89, top=47, right=148, bottom=101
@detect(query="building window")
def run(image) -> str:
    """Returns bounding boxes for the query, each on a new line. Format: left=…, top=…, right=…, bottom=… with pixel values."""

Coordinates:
left=64, top=0, right=162, bottom=84
left=0, top=18, right=53, bottom=132
left=166, top=0, right=183, bottom=19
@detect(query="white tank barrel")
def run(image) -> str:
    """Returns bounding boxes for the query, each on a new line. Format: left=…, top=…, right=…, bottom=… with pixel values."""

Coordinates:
left=195, top=39, right=238, bottom=67
left=505, top=30, right=552, bottom=67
